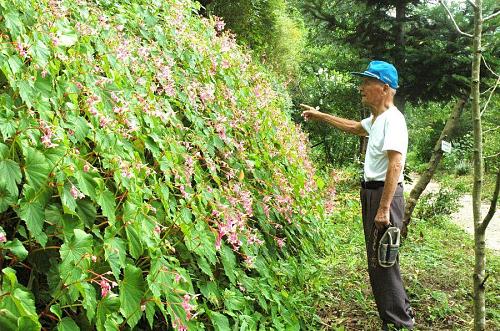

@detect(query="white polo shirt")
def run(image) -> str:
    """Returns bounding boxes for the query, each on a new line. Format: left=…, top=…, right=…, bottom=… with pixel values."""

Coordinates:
left=361, top=106, right=408, bottom=182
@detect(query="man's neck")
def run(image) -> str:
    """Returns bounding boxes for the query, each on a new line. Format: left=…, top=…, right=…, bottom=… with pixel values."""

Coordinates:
left=371, top=102, right=394, bottom=118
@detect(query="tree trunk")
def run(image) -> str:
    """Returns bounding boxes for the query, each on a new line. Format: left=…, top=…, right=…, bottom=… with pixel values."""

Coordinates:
left=471, top=1, right=486, bottom=330
left=402, top=98, right=466, bottom=235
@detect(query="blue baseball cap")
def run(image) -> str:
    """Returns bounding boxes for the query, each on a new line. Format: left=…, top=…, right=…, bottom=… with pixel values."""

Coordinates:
left=351, top=60, right=399, bottom=89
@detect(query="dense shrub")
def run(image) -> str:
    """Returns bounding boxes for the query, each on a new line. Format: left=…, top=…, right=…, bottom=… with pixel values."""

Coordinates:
left=0, top=0, right=327, bottom=329
left=206, top=0, right=306, bottom=80
left=414, top=188, right=461, bottom=222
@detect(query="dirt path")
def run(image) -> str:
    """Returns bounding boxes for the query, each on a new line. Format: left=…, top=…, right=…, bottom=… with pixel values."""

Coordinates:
left=405, top=176, right=500, bottom=252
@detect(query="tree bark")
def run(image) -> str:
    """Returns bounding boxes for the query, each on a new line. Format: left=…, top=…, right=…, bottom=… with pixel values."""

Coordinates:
left=471, top=1, right=486, bottom=330
left=402, top=97, right=466, bottom=235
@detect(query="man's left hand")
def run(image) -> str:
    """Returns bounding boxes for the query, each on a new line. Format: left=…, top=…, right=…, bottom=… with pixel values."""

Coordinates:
left=374, top=207, right=390, bottom=229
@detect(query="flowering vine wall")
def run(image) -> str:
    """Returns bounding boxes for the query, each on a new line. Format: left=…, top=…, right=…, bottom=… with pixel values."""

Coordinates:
left=0, top=0, right=330, bottom=329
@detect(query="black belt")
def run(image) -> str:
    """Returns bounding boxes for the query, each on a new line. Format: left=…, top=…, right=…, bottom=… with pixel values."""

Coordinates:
left=361, top=181, right=403, bottom=189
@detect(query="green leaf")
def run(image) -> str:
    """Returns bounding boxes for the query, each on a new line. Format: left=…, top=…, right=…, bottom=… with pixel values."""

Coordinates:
left=18, top=81, right=34, bottom=110
left=0, top=184, right=17, bottom=213
left=199, top=281, right=220, bottom=306
left=77, top=282, right=97, bottom=323
left=223, top=289, right=248, bottom=311
left=75, top=170, right=96, bottom=199
left=4, top=239, right=28, bottom=260
left=31, top=39, right=50, bottom=67
left=76, top=199, right=96, bottom=227
left=18, top=201, right=47, bottom=246
left=0, top=143, right=8, bottom=159
left=24, top=147, right=50, bottom=190
left=57, top=317, right=80, bottom=331
left=104, top=236, right=126, bottom=280
left=119, top=264, right=145, bottom=329
left=49, top=304, right=62, bottom=320
left=61, top=182, right=78, bottom=213
left=197, top=256, right=214, bottom=278
left=97, top=190, right=116, bottom=225
left=59, top=229, right=92, bottom=279
left=0, top=309, right=17, bottom=331
left=96, top=295, right=120, bottom=331
left=4, top=10, right=25, bottom=37
left=71, top=116, right=90, bottom=142
left=57, top=29, right=78, bottom=47
left=0, top=117, right=16, bottom=140
left=7, top=57, right=22, bottom=76
left=17, top=316, right=40, bottom=331
left=125, top=225, right=143, bottom=259
left=208, top=311, right=230, bottom=331
left=0, top=159, right=21, bottom=195
left=220, top=245, right=236, bottom=284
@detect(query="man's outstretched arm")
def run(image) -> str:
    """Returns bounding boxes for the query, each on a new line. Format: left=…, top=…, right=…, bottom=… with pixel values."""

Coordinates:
left=300, top=104, right=368, bottom=137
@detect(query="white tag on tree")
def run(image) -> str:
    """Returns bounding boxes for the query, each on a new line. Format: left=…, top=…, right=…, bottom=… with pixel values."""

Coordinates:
left=441, top=140, right=452, bottom=153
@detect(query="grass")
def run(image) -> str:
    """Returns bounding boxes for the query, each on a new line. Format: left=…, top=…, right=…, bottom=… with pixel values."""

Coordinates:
left=313, top=184, right=500, bottom=330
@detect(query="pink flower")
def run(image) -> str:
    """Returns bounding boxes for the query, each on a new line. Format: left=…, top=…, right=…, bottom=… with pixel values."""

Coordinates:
left=99, top=116, right=111, bottom=128
left=83, top=163, right=91, bottom=172
left=70, top=185, right=85, bottom=199
left=154, top=225, right=161, bottom=235
left=91, top=255, right=97, bottom=263
left=172, top=318, right=187, bottom=331
left=40, top=121, right=58, bottom=148
left=276, top=238, right=285, bottom=249
left=100, top=279, right=111, bottom=297
left=0, top=233, right=7, bottom=243
left=199, top=84, right=215, bottom=103
left=215, top=230, right=223, bottom=250
left=181, top=294, right=194, bottom=320
left=214, top=16, right=225, bottom=31
left=15, top=41, right=28, bottom=58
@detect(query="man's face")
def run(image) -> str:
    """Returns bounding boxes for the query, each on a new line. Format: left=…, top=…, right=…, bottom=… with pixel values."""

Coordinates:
left=359, top=77, right=386, bottom=108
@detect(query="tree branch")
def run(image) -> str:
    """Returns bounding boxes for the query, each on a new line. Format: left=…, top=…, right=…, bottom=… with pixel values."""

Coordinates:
left=484, top=10, right=500, bottom=21
left=302, top=0, right=348, bottom=30
left=483, top=125, right=500, bottom=134
left=482, top=56, right=500, bottom=78
left=480, top=169, right=500, bottom=232
left=481, top=76, right=500, bottom=116
left=484, top=152, right=500, bottom=159
left=438, top=0, right=473, bottom=38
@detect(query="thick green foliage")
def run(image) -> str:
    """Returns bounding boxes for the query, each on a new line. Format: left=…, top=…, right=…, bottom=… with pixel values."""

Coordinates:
left=290, top=43, right=364, bottom=167
left=206, top=0, right=306, bottom=79
left=0, top=0, right=327, bottom=329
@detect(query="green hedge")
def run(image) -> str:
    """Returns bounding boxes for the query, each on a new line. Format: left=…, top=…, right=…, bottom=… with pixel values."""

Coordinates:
left=0, top=0, right=328, bottom=329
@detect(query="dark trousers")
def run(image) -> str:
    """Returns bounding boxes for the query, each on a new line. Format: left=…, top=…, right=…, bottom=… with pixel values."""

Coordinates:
left=360, top=184, right=414, bottom=329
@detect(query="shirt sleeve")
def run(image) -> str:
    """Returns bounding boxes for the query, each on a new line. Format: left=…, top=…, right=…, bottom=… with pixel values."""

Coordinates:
left=382, top=112, right=408, bottom=154
left=361, top=116, right=372, bottom=135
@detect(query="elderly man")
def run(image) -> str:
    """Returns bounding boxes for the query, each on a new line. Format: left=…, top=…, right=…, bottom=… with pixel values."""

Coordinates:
left=300, top=61, right=414, bottom=330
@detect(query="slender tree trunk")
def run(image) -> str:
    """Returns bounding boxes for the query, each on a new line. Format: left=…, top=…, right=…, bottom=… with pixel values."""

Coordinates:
left=471, top=1, right=486, bottom=330
left=402, top=98, right=466, bottom=235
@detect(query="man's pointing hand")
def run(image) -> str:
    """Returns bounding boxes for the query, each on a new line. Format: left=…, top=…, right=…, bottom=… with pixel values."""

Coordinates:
left=299, top=104, right=322, bottom=122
